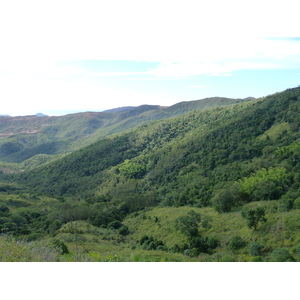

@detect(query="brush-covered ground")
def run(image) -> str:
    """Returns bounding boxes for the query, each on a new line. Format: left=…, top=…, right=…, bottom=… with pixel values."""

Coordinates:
left=1, top=203, right=299, bottom=262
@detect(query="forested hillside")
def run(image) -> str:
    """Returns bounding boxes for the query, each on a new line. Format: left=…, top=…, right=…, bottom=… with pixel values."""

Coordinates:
left=0, top=97, right=248, bottom=172
left=0, top=87, right=300, bottom=262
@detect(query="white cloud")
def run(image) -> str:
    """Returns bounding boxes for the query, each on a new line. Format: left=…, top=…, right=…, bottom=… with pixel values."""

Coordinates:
left=187, top=85, right=206, bottom=88
left=90, top=71, right=147, bottom=77
left=147, top=59, right=282, bottom=78
left=0, top=76, right=179, bottom=116
left=0, top=1, right=299, bottom=66
left=0, top=0, right=299, bottom=114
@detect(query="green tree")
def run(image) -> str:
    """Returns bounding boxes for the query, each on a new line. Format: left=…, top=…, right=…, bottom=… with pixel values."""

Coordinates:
left=118, top=225, right=129, bottom=236
left=175, top=210, right=201, bottom=238
left=118, top=160, right=146, bottom=179
left=0, top=204, right=10, bottom=214
left=241, top=207, right=267, bottom=230
left=227, top=236, right=246, bottom=251
left=248, top=242, right=263, bottom=256
left=239, top=167, right=289, bottom=202
left=52, top=239, right=69, bottom=255
left=271, top=248, right=295, bottom=262
left=175, top=210, right=218, bottom=255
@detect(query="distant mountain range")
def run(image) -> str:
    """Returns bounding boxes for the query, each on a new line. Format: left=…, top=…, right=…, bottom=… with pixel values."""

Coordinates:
left=0, top=96, right=251, bottom=169
left=102, top=106, right=136, bottom=113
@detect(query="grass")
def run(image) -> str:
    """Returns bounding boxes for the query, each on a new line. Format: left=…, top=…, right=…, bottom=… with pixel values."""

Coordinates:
left=0, top=201, right=299, bottom=261
left=0, top=236, right=60, bottom=262
left=258, top=122, right=290, bottom=140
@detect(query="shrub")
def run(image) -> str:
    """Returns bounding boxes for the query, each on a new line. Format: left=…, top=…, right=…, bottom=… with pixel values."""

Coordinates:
left=183, top=249, right=191, bottom=256
left=26, top=232, right=43, bottom=242
left=118, top=225, right=129, bottom=236
left=48, top=220, right=62, bottom=234
left=139, top=235, right=166, bottom=251
left=157, top=245, right=168, bottom=252
left=118, top=160, right=146, bottom=179
left=250, top=256, right=262, bottom=262
left=0, top=204, right=9, bottom=214
left=241, top=207, right=267, bottom=230
left=139, top=235, right=150, bottom=245
left=175, top=210, right=201, bottom=238
left=108, top=220, right=123, bottom=229
left=227, top=236, right=246, bottom=251
left=220, top=255, right=236, bottom=262
left=293, top=197, right=300, bottom=209
left=212, top=188, right=236, bottom=213
left=271, top=248, right=295, bottom=262
left=148, top=242, right=156, bottom=250
left=52, top=239, right=69, bottom=255
left=248, top=242, right=263, bottom=256
left=11, top=214, right=27, bottom=226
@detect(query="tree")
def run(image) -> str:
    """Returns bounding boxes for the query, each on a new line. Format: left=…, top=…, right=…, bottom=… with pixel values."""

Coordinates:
left=241, top=207, right=267, bottom=230
left=227, top=236, right=246, bottom=251
left=175, top=210, right=201, bottom=239
left=248, top=242, right=263, bottom=256
left=175, top=210, right=218, bottom=255
left=52, top=239, right=69, bottom=255
left=118, top=160, right=146, bottom=179
left=271, top=248, right=295, bottom=262
left=118, top=225, right=129, bottom=236
left=239, top=167, right=289, bottom=202
left=211, top=183, right=242, bottom=213
left=212, top=189, right=235, bottom=213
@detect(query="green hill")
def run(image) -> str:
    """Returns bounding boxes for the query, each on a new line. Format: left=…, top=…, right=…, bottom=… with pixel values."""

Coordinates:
left=0, top=97, right=250, bottom=171
left=1, top=87, right=300, bottom=261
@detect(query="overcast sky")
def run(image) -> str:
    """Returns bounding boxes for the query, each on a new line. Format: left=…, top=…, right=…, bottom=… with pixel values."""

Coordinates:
left=0, top=0, right=300, bottom=116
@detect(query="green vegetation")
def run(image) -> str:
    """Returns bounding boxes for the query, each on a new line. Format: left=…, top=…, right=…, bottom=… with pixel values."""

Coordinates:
left=0, top=87, right=300, bottom=261
left=0, top=97, right=248, bottom=171
left=241, top=207, right=267, bottom=230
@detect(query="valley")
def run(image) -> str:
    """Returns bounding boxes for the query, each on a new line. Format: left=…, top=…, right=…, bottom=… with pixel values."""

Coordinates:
left=0, top=88, right=299, bottom=262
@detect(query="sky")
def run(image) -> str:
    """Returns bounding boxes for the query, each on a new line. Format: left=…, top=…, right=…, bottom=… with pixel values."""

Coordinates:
left=0, top=0, right=300, bottom=116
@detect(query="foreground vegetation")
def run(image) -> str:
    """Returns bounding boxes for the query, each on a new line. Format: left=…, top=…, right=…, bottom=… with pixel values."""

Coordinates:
left=1, top=204, right=299, bottom=262
left=0, top=87, right=300, bottom=261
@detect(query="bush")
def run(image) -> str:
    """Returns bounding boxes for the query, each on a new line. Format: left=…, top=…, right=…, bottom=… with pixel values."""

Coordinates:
left=293, top=197, right=300, bottom=209
left=212, top=187, right=239, bottom=213
left=175, top=210, right=201, bottom=238
left=52, top=239, right=69, bottom=255
left=271, top=248, right=295, bottom=262
left=27, top=232, right=43, bottom=241
left=147, top=242, right=156, bottom=250
left=183, top=249, right=191, bottom=256
left=250, top=256, right=262, bottom=262
left=139, top=235, right=150, bottom=245
left=48, top=220, right=62, bottom=234
left=157, top=245, right=168, bottom=252
left=118, top=225, right=129, bottom=236
left=0, top=204, right=9, bottom=214
left=241, top=207, right=267, bottom=230
left=248, top=242, right=263, bottom=256
left=11, top=214, right=27, bottom=226
left=227, top=236, right=246, bottom=251
left=139, top=235, right=166, bottom=251
left=220, top=255, right=236, bottom=262
left=108, top=220, right=123, bottom=229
